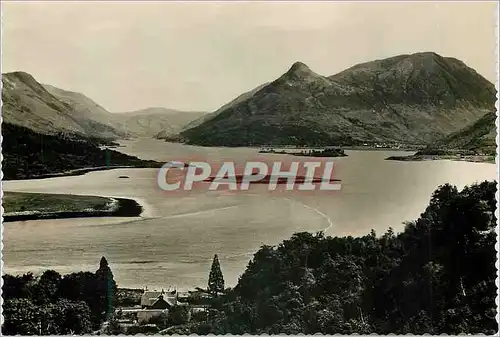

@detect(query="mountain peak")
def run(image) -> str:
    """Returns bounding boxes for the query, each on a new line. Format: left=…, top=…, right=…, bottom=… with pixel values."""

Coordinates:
left=2, top=71, right=52, bottom=96
left=285, top=61, right=319, bottom=78
left=3, top=71, right=39, bottom=85
left=410, top=51, right=442, bottom=58
left=281, top=61, right=324, bottom=82
left=405, top=51, right=446, bottom=65
left=289, top=61, right=311, bottom=73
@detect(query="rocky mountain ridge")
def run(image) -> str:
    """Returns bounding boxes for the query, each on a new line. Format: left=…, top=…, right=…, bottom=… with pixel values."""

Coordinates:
left=179, top=52, right=496, bottom=147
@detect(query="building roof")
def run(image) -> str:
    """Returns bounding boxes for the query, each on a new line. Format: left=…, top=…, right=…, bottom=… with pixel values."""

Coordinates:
left=141, top=290, right=177, bottom=308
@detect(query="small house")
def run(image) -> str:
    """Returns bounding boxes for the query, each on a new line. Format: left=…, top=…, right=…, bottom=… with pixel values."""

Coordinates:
left=137, top=290, right=178, bottom=324
left=141, top=290, right=177, bottom=309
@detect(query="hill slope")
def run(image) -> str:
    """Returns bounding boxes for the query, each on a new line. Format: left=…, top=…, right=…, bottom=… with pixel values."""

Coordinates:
left=2, top=72, right=126, bottom=140
left=116, top=107, right=206, bottom=138
left=179, top=83, right=269, bottom=134
left=429, top=111, right=497, bottom=155
left=43, top=84, right=128, bottom=139
left=44, top=86, right=205, bottom=138
left=179, top=53, right=496, bottom=147
left=2, top=73, right=204, bottom=140
left=2, top=72, right=88, bottom=137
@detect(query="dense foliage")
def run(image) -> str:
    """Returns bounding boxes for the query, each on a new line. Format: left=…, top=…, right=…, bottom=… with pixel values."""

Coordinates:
left=115, top=288, right=143, bottom=307
left=1, top=122, right=161, bottom=180
left=2, top=257, right=117, bottom=335
left=169, top=181, right=498, bottom=334
left=208, top=254, right=225, bottom=295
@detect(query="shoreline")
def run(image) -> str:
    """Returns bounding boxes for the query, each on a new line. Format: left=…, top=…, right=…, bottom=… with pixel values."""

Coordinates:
left=3, top=197, right=143, bottom=222
left=2, top=165, right=136, bottom=181
left=164, top=140, right=424, bottom=152
left=385, top=154, right=495, bottom=164
left=3, top=160, right=167, bottom=181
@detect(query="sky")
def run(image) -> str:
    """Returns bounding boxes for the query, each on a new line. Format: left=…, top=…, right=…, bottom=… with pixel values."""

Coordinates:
left=2, top=1, right=498, bottom=112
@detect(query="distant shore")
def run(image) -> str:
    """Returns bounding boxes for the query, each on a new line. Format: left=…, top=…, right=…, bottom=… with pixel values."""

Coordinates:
left=386, top=154, right=495, bottom=164
left=3, top=192, right=143, bottom=222
left=258, top=148, right=348, bottom=157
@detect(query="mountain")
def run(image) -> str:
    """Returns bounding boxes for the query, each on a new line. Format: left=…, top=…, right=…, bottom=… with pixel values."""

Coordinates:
left=2, top=72, right=204, bottom=140
left=180, top=83, right=269, bottom=132
left=428, top=111, right=497, bottom=155
left=2, top=74, right=167, bottom=179
left=116, top=108, right=206, bottom=138
left=179, top=52, right=496, bottom=147
left=43, top=84, right=128, bottom=139
left=44, top=86, right=205, bottom=138
left=1, top=72, right=126, bottom=140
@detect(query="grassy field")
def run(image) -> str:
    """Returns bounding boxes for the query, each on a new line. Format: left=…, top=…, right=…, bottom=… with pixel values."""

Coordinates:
left=3, top=192, right=113, bottom=214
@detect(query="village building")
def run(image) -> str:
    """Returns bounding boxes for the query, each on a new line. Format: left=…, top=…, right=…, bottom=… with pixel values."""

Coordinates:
left=136, top=289, right=178, bottom=323
left=141, top=289, right=177, bottom=309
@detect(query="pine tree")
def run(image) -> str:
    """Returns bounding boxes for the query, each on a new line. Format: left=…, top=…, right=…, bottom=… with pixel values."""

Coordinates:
left=208, top=254, right=225, bottom=295
left=95, top=257, right=117, bottom=322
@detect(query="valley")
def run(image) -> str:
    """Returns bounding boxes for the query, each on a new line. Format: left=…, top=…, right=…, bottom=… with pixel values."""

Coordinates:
left=2, top=52, right=496, bottom=179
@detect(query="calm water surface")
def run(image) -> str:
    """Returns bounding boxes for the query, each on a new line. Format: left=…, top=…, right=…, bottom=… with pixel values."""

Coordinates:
left=3, top=139, right=496, bottom=290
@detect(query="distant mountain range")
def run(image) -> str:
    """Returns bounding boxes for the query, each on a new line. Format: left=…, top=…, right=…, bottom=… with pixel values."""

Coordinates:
left=2, top=51, right=496, bottom=171
left=1, top=71, right=204, bottom=179
left=2, top=72, right=206, bottom=140
left=115, top=108, right=206, bottom=139
left=178, top=52, right=496, bottom=147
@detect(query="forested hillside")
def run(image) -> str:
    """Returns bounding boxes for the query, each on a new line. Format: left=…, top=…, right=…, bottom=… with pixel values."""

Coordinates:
left=2, top=123, right=161, bottom=180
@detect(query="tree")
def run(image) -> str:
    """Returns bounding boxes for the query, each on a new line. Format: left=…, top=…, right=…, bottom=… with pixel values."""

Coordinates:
left=95, top=256, right=117, bottom=322
left=2, top=273, right=35, bottom=301
left=33, top=270, right=61, bottom=305
left=208, top=254, right=225, bottom=295
left=58, top=271, right=101, bottom=327
left=167, top=305, right=190, bottom=326
left=2, top=298, right=40, bottom=335
left=45, top=300, right=93, bottom=335
left=2, top=298, right=92, bottom=335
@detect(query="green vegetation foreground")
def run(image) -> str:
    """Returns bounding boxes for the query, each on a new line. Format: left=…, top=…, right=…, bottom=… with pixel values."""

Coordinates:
left=2, top=257, right=117, bottom=335
left=2, top=181, right=497, bottom=334
left=171, top=181, right=498, bottom=335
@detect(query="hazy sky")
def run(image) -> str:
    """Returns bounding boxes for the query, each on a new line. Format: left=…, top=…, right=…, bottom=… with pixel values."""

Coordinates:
left=2, top=1, right=498, bottom=112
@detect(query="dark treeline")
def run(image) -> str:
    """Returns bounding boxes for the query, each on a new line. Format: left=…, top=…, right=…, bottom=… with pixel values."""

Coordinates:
left=167, top=181, right=498, bottom=335
left=2, top=123, right=162, bottom=180
left=2, top=257, right=117, bottom=335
